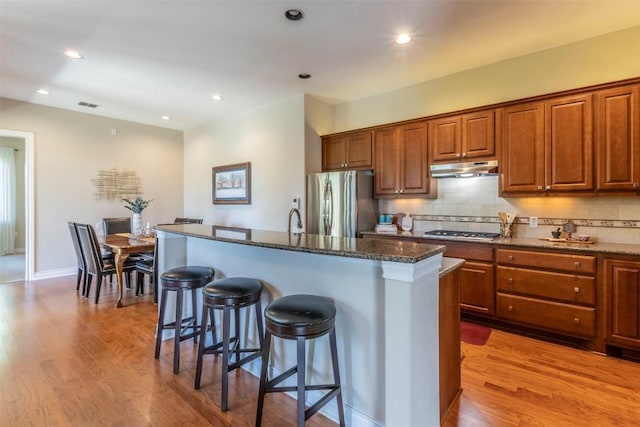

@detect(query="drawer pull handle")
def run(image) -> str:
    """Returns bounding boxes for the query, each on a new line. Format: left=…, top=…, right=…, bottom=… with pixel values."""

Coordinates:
left=508, top=278, right=513, bottom=283
left=573, top=318, right=580, bottom=324
left=574, top=287, right=580, bottom=293
left=574, top=261, right=581, bottom=268
left=508, top=255, right=514, bottom=261
left=507, top=305, right=513, bottom=311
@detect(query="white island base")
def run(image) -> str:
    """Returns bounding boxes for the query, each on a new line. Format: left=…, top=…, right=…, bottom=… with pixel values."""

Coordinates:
left=155, top=226, right=449, bottom=427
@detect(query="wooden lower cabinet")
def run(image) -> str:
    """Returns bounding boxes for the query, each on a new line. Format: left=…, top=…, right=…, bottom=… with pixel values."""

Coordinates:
left=424, top=240, right=495, bottom=316
left=605, top=258, right=640, bottom=350
left=496, top=249, right=597, bottom=339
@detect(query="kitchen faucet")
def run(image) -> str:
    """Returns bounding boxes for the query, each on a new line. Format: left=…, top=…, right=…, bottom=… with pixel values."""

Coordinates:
left=288, top=208, right=303, bottom=234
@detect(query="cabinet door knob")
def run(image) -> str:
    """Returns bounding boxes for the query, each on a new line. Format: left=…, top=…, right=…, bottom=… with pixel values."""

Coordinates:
left=545, top=185, right=551, bottom=191
left=395, top=190, right=399, bottom=193
left=573, top=318, right=580, bottom=324
left=456, top=153, right=461, bottom=157
left=399, top=189, right=404, bottom=193
left=508, top=255, right=514, bottom=261
left=574, top=261, right=581, bottom=268
left=507, top=305, right=513, bottom=311
left=507, top=277, right=513, bottom=283
left=633, top=182, right=639, bottom=188
left=574, top=287, right=580, bottom=293
left=537, top=186, right=543, bottom=191
left=462, top=152, right=466, bottom=158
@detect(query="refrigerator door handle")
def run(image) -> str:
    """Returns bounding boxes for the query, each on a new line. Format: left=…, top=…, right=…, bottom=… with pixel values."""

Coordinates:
left=322, top=178, right=333, bottom=235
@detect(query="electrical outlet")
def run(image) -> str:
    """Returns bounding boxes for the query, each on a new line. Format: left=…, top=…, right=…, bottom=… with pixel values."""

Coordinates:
left=529, top=216, right=538, bottom=228
left=291, top=197, right=300, bottom=209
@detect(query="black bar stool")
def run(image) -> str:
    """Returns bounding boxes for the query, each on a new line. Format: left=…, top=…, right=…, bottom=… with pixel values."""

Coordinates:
left=255, top=294, right=345, bottom=427
left=154, top=266, right=214, bottom=374
left=194, top=277, right=264, bottom=411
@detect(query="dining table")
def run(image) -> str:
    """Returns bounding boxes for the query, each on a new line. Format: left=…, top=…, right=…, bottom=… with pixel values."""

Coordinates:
left=101, top=233, right=155, bottom=308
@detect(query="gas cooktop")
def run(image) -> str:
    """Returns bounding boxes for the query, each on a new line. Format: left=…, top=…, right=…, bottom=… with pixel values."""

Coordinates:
left=423, top=230, right=500, bottom=241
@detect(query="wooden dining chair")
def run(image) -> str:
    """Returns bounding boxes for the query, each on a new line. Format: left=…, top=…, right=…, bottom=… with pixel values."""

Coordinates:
left=76, top=223, right=136, bottom=304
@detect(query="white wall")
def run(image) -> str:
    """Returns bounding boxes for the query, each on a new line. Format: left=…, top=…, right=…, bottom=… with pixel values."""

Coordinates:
left=183, top=95, right=306, bottom=231
left=0, top=98, right=184, bottom=275
left=331, top=25, right=640, bottom=132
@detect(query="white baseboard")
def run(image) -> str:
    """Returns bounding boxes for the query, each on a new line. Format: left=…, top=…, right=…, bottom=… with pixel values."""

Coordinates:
left=33, top=267, right=76, bottom=281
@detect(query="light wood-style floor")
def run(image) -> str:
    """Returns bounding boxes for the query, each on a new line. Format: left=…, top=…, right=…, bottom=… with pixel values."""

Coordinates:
left=1, top=276, right=640, bottom=426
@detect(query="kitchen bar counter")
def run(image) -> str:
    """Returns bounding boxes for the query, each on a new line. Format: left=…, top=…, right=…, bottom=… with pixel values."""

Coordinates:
left=362, top=230, right=640, bottom=256
left=154, top=224, right=452, bottom=427
left=156, top=223, right=444, bottom=262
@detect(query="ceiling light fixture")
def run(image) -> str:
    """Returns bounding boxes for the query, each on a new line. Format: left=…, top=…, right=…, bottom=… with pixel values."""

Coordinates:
left=162, top=115, right=171, bottom=121
left=64, top=49, right=83, bottom=59
left=298, top=73, right=311, bottom=79
left=396, top=33, right=411, bottom=45
left=36, top=89, right=51, bottom=95
left=284, top=8, right=304, bottom=21
left=211, top=94, right=223, bottom=101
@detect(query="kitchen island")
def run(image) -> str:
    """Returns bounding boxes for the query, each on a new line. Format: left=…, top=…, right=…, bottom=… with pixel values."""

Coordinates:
left=155, top=224, right=453, bottom=427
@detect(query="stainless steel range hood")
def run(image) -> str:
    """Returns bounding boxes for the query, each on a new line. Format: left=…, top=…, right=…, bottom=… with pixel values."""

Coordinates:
left=430, top=160, right=498, bottom=178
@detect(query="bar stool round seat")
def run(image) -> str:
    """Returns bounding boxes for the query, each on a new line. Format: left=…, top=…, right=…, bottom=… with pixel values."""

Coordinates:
left=194, top=277, right=264, bottom=412
left=256, top=294, right=345, bottom=427
left=154, top=266, right=214, bottom=374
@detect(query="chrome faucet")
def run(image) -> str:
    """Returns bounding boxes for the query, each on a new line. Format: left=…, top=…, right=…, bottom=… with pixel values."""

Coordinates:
left=288, top=208, right=303, bottom=234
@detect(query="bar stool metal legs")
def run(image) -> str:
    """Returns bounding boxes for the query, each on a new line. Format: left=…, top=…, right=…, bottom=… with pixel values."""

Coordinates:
left=256, top=294, right=345, bottom=427
left=154, top=266, right=213, bottom=374
left=194, top=277, right=264, bottom=411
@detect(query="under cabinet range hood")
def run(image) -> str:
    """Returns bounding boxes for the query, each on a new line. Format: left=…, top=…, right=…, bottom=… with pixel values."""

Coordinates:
left=430, top=160, right=498, bottom=178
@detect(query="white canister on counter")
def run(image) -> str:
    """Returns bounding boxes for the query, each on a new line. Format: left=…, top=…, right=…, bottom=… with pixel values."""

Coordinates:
left=401, top=216, right=413, bottom=231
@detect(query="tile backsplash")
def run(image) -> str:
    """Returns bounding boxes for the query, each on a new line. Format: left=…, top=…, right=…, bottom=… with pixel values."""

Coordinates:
left=380, top=176, right=640, bottom=245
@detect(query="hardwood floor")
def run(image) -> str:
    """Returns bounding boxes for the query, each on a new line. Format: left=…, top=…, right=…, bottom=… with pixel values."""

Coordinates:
left=1, top=276, right=640, bottom=426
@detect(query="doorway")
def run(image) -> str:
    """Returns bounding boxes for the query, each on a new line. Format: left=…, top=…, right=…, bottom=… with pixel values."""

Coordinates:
left=0, top=129, right=34, bottom=282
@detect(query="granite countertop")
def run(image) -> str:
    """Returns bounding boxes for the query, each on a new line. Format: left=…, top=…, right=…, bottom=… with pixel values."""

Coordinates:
left=156, top=224, right=445, bottom=264
left=361, top=230, right=640, bottom=256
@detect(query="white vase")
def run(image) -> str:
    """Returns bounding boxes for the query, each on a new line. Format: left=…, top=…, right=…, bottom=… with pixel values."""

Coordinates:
left=132, top=213, right=142, bottom=233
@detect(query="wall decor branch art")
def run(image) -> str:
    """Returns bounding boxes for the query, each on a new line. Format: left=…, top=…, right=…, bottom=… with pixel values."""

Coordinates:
left=92, top=168, right=143, bottom=201
left=212, top=162, right=251, bottom=204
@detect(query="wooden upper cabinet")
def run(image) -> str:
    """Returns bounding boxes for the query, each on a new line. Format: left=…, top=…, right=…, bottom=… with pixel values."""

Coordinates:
left=545, top=94, right=594, bottom=191
left=322, top=131, right=373, bottom=171
left=596, top=85, right=640, bottom=191
left=374, top=127, right=401, bottom=195
left=374, top=122, right=431, bottom=197
left=430, top=109, right=496, bottom=162
left=501, top=94, right=594, bottom=195
left=501, top=102, right=545, bottom=193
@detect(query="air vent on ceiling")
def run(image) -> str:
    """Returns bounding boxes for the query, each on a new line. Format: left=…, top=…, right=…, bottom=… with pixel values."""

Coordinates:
left=78, top=101, right=99, bottom=108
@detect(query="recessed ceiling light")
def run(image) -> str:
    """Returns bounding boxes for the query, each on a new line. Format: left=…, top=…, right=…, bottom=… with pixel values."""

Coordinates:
left=298, top=73, right=311, bottom=79
left=161, top=115, right=171, bottom=121
left=211, top=94, right=223, bottom=101
left=396, top=33, right=411, bottom=45
left=284, top=8, right=304, bottom=21
left=64, top=49, right=83, bottom=59
left=36, top=89, right=51, bottom=95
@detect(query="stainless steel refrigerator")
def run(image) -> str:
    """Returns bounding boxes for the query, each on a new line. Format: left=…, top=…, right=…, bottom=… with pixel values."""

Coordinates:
left=306, top=170, right=377, bottom=237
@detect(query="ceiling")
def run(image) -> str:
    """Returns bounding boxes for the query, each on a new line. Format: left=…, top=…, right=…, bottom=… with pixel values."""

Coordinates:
left=2, top=1, right=640, bottom=131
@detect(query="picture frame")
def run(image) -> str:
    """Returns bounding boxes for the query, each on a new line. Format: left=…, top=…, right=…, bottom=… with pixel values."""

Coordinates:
left=212, top=162, right=251, bottom=204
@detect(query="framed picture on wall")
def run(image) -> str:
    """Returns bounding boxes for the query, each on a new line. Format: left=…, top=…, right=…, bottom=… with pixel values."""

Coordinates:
left=212, top=162, right=251, bottom=204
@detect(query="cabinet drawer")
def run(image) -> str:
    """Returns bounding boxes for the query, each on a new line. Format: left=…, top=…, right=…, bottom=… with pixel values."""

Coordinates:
left=423, top=240, right=494, bottom=262
left=496, top=249, right=596, bottom=274
left=497, top=266, right=595, bottom=305
left=497, top=293, right=595, bottom=338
